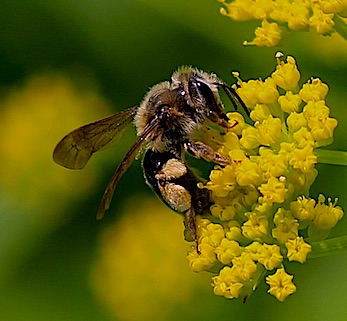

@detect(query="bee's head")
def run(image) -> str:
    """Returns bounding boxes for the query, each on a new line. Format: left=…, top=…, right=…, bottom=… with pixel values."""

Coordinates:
left=171, top=67, right=225, bottom=117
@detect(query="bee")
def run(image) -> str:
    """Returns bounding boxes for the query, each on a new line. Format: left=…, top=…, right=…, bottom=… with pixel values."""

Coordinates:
left=53, top=67, right=245, bottom=252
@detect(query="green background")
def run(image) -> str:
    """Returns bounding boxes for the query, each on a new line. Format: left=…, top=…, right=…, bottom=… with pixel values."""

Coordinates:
left=1, top=1, right=347, bottom=320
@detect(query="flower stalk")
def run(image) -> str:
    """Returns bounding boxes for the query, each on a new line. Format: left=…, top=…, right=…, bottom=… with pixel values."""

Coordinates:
left=309, top=235, right=347, bottom=258
left=316, top=149, right=347, bottom=166
left=334, top=15, right=347, bottom=40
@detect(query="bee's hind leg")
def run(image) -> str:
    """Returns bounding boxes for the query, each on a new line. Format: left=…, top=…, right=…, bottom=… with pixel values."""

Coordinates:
left=184, top=207, right=200, bottom=254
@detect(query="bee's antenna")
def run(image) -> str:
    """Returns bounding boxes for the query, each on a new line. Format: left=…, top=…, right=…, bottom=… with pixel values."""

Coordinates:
left=216, top=83, right=250, bottom=117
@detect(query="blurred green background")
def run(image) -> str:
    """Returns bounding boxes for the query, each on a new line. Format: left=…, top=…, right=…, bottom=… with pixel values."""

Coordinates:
left=1, top=1, right=347, bottom=321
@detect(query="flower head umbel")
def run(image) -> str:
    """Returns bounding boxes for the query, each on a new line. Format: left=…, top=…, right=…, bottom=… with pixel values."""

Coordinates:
left=217, top=0, right=347, bottom=46
left=187, top=53, right=343, bottom=301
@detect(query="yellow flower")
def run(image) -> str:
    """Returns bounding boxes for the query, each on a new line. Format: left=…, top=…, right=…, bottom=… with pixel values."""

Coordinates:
left=258, top=176, right=288, bottom=204
left=219, top=0, right=256, bottom=21
left=232, top=76, right=263, bottom=109
left=242, top=212, right=269, bottom=240
left=272, top=55, right=300, bottom=91
left=309, top=7, right=335, bottom=34
left=312, top=195, right=344, bottom=230
left=217, top=0, right=347, bottom=46
left=204, top=166, right=237, bottom=197
left=246, top=19, right=282, bottom=47
left=290, top=196, right=316, bottom=223
left=221, top=132, right=240, bottom=152
left=231, top=252, right=258, bottom=281
left=278, top=91, right=302, bottom=113
left=189, top=54, right=343, bottom=302
left=187, top=242, right=217, bottom=272
left=303, top=100, right=338, bottom=146
left=91, top=199, right=202, bottom=321
left=240, top=126, right=260, bottom=149
left=256, top=115, right=284, bottom=146
left=226, top=112, right=246, bottom=136
left=299, top=78, right=329, bottom=102
left=199, top=221, right=225, bottom=247
left=212, top=266, right=244, bottom=299
left=266, top=268, right=297, bottom=301
left=315, top=0, right=347, bottom=14
left=288, top=146, right=317, bottom=173
left=244, top=241, right=263, bottom=260
left=250, top=104, right=272, bottom=122
left=286, top=2, right=310, bottom=30
left=211, top=203, right=239, bottom=221
left=257, top=77, right=280, bottom=104
left=272, top=208, right=299, bottom=243
left=258, top=147, right=288, bottom=178
left=286, top=112, right=308, bottom=133
left=225, top=220, right=243, bottom=240
left=292, top=127, right=315, bottom=148
left=215, top=238, right=243, bottom=264
left=235, top=158, right=262, bottom=186
left=285, top=237, right=312, bottom=263
left=258, top=243, right=283, bottom=270
left=286, top=167, right=318, bottom=195
left=0, top=73, right=111, bottom=220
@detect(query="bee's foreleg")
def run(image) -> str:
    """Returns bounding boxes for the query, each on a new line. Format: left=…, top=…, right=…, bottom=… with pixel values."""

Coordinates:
left=183, top=140, right=231, bottom=165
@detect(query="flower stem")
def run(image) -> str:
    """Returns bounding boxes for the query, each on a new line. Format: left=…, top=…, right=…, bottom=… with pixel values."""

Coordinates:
left=334, top=16, right=347, bottom=40
left=316, top=149, right=347, bottom=166
left=308, top=235, right=347, bottom=258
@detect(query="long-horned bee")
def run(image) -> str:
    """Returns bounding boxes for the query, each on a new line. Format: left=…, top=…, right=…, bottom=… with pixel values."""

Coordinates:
left=53, top=67, right=245, bottom=252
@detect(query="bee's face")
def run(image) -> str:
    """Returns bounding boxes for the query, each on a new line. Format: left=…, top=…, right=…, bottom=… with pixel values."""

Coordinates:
left=136, top=82, right=186, bottom=126
left=172, top=68, right=224, bottom=117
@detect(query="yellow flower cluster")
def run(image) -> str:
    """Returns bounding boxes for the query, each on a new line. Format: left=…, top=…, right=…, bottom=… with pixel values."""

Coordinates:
left=217, top=0, right=347, bottom=46
left=187, top=53, right=343, bottom=301
left=0, top=73, right=110, bottom=219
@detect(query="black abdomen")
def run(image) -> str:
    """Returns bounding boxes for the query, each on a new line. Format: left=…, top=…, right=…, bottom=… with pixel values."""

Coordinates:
left=142, top=149, right=210, bottom=215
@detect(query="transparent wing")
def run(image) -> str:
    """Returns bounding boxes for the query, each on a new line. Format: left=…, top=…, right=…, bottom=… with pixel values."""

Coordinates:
left=97, top=115, right=161, bottom=220
left=53, top=106, right=138, bottom=169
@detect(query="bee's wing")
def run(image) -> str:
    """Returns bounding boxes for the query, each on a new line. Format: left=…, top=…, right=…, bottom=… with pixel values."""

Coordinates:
left=97, top=115, right=161, bottom=220
left=53, top=106, right=138, bottom=170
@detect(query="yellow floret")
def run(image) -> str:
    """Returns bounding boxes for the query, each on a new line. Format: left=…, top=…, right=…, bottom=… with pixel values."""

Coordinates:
left=299, top=78, right=329, bottom=102
left=272, top=208, right=299, bottom=243
left=312, top=195, right=344, bottom=230
left=258, top=176, right=288, bottom=205
left=258, top=243, right=283, bottom=270
left=256, top=115, right=283, bottom=146
left=242, top=212, right=269, bottom=240
left=215, top=238, right=243, bottom=264
left=309, top=7, right=335, bottom=34
left=278, top=91, right=302, bottom=113
left=187, top=242, right=217, bottom=272
left=290, top=196, right=316, bottom=222
left=212, top=266, right=244, bottom=299
left=247, top=20, right=282, bottom=47
left=272, top=55, right=300, bottom=91
left=285, top=237, right=312, bottom=263
left=266, top=268, right=297, bottom=301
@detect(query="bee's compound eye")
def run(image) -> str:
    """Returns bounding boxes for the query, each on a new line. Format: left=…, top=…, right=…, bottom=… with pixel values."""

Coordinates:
left=189, top=78, right=216, bottom=107
left=196, top=80, right=210, bottom=93
left=193, top=78, right=213, bottom=95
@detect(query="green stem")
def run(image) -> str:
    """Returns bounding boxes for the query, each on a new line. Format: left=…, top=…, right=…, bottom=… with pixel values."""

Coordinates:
left=334, top=15, right=347, bottom=40
left=316, top=149, right=347, bottom=166
left=308, top=235, right=347, bottom=258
